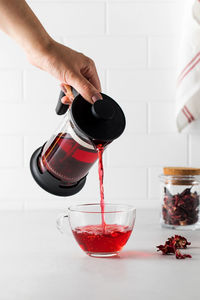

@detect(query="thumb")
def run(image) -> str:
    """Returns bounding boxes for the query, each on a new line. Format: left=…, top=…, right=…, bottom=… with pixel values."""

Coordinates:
left=69, top=73, right=102, bottom=104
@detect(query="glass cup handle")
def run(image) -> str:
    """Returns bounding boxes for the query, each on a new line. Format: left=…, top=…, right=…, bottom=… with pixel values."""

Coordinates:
left=56, top=214, right=70, bottom=234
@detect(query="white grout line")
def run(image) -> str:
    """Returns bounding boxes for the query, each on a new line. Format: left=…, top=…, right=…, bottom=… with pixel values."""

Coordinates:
left=188, top=134, right=191, bottom=166
left=21, top=69, right=25, bottom=103
left=146, top=102, right=150, bottom=135
left=104, top=1, right=108, bottom=35
left=146, top=167, right=149, bottom=201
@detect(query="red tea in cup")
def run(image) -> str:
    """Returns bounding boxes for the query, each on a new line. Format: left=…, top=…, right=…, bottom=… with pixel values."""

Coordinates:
left=72, top=224, right=132, bottom=256
left=58, top=204, right=136, bottom=257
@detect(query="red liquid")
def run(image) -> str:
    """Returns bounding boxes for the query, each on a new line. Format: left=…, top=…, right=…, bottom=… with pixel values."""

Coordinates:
left=97, top=145, right=105, bottom=231
left=42, top=133, right=133, bottom=254
left=72, top=224, right=132, bottom=253
left=40, top=132, right=98, bottom=185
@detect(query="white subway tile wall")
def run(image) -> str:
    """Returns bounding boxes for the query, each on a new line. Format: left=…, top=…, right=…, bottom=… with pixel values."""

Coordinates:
left=64, top=36, right=147, bottom=69
left=0, top=0, right=196, bottom=211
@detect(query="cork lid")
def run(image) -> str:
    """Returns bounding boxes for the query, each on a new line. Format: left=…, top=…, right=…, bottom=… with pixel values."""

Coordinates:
left=163, top=167, right=200, bottom=176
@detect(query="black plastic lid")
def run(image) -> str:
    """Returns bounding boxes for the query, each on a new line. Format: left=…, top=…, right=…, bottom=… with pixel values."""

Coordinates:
left=71, top=93, right=126, bottom=143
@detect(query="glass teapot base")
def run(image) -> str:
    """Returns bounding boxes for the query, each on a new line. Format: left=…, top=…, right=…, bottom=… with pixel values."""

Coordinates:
left=30, top=146, right=87, bottom=197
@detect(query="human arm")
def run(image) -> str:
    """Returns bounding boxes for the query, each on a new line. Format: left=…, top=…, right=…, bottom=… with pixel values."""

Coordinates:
left=0, top=0, right=102, bottom=104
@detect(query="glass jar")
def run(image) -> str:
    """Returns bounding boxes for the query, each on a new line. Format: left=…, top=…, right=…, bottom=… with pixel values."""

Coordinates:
left=159, top=167, right=200, bottom=230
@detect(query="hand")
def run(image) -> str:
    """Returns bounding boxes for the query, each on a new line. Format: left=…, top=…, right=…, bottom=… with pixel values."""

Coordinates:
left=29, top=39, right=102, bottom=104
left=0, top=1, right=101, bottom=104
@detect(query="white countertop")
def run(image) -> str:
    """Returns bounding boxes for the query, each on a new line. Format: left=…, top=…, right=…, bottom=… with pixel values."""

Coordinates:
left=0, top=209, right=199, bottom=300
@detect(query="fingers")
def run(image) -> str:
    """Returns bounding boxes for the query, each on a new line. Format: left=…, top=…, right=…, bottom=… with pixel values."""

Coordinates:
left=85, top=61, right=102, bottom=92
left=61, top=95, right=72, bottom=105
left=60, top=83, right=74, bottom=105
left=88, top=71, right=101, bottom=93
left=60, top=83, right=74, bottom=100
left=68, top=73, right=103, bottom=104
left=61, top=53, right=102, bottom=104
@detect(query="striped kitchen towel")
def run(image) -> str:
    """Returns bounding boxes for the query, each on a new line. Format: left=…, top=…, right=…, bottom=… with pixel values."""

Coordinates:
left=176, top=0, right=200, bottom=132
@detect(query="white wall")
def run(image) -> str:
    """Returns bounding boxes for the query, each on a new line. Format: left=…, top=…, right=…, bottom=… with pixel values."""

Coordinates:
left=0, top=0, right=199, bottom=210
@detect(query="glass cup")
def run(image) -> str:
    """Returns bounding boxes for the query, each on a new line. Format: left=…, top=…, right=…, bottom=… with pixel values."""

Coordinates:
left=57, top=203, right=136, bottom=258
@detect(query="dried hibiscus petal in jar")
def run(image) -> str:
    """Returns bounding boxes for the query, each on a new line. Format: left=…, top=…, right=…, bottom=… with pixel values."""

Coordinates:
left=162, top=187, right=199, bottom=226
left=160, top=167, right=200, bottom=228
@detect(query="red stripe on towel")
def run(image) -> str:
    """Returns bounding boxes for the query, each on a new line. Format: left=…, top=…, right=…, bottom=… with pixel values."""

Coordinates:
left=177, top=52, right=200, bottom=81
left=182, top=107, right=192, bottom=123
left=177, top=56, right=200, bottom=86
left=184, top=105, right=195, bottom=121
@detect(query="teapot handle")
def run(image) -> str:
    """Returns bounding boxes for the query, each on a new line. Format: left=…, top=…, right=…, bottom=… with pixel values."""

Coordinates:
left=55, top=86, right=79, bottom=115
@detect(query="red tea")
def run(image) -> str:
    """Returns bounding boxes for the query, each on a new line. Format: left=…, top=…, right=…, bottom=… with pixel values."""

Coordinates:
left=71, top=146, right=133, bottom=255
left=97, top=145, right=105, bottom=230
left=72, top=224, right=132, bottom=254
left=40, top=132, right=98, bottom=185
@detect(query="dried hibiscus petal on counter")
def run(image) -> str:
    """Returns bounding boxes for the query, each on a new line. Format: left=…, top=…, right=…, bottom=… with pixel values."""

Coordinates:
left=175, top=249, right=192, bottom=259
left=162, top=187, right=199, bottom=226
left=156, top=244, right=174, bottom=255
left=172, top=235, right=191, bottom=249
left=156, top=235, right=192, bottom=259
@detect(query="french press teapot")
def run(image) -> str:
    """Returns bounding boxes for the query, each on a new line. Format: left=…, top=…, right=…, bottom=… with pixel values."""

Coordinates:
left=30, top=88, right=126, bottom=196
